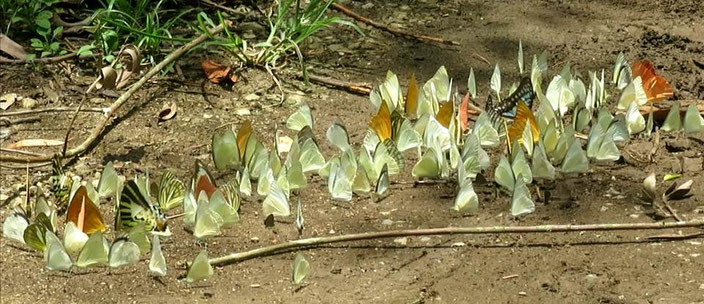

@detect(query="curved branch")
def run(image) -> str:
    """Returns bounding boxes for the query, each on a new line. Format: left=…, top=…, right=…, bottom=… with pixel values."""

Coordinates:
left=0, top=23, right=227, bottom=163
left=209, top=220, right=704, bottom=266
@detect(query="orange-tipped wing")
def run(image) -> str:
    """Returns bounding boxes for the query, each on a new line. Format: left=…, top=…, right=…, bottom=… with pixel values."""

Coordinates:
left=507, top=101, right=539, bottom=145
left=436, top=101, right=453, bottom=128
left=632, top=60, right=673, bottom=103
left=405, top=73, right=418, bottom=118
left=370, top=101, right=392, bottom=141
left=193, top=161, right=217, bottom=199
left=66, top=186, right=105, bottom=235
left=236, top=120, right=252, bottom=159
left=459, top=93, right=470, bottom=132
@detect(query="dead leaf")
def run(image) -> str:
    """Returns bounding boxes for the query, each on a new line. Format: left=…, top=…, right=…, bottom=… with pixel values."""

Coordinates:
left=202, top=59, right=231, bottom=84
left=96, top=66, right=118, bottom=90
left=0, top=34, right=27, bottom=60
left=0, top=93, right=19, bottom=110
left=6, top=139, right=64, bottom=149
left=666, top=179, right=693, bottom=200
left=158, top=103, right=177, bottom=121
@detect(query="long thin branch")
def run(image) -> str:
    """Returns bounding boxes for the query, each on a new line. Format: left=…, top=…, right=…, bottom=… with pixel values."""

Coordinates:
left=0, top=23, right=227, bottom=164
left=330, top=2, right=460, bottom=46
left=0, top=107, right=108, bottom=117
left=305, top=73, right=373, bottom=95
left=0, top=51, right=79, bottom=64
left=209, top=220, right=704, bottom=266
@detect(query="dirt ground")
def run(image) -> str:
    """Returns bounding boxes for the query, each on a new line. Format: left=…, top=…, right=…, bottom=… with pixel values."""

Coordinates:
left=2, top=0, right=704, bottom=303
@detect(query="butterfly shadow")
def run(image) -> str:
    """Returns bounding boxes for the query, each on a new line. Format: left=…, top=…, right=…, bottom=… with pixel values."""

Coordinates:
left=82, top=88, right=162, bottom=162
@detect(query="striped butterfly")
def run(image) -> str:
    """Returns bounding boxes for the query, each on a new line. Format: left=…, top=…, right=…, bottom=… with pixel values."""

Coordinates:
left=489, top=77, right=536, bottom=119
left=115, top=179, right=168, bottom=233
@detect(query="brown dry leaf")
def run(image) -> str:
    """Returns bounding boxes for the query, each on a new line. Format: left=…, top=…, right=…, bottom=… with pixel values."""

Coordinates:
left=158, top=103, right=177, bottom=121
left=96, top=66, right=118, bottom=90
left=666, top=179, right=693, bottom=200
left=0, top=34, right=27, bottom=60
left=6, top=139, right=64, bottom=149
left=0, top=93, right=19, bottom=110
left=202, top=59, right=231, bottom=84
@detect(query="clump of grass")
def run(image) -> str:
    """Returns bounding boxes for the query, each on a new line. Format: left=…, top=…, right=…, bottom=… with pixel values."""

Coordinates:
left=199, top=0, right=361, bottom=77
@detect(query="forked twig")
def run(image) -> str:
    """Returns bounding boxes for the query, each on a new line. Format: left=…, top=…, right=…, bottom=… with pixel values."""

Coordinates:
left=330, top=2, right=460, bottom=46
left=209, top=220, right=704, bottom=266
left=0, top=23, right=228, bottom=164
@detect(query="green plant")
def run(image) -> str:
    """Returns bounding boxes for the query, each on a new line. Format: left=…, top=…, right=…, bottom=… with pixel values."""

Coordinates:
left=91, top=0, right=191, bottom=64
left=198, top=0, right=361, bottom=76
left=1, top=0, right=67, bottom=58
left=30, top=26, right=67, bottom=58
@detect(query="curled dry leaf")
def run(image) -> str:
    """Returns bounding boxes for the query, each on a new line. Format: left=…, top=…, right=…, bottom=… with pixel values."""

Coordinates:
left=96, top=45, right=142, bottom=90
left=158, top=103, right=177, bottom=121
left=6, top=139, right=64, bottom=149
left=641, top=172, right=657, bottom=203
left=116, top=45, right=142, bottom=89
left=665, top=179, right=693, bottom=201
left=201, top=59, right=232, bottom=84
left=97, top=66, right=118, bottom=90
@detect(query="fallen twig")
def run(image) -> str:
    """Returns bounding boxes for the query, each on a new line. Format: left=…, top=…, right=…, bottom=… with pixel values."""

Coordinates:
left=0, top=162, right=51, bottom=169
left=305, top=73, right=373, bottom=95
left=0, top=51, right=80, bottom=64
left=0, top=23, right=228, bottom=164
left=0, top=148, right=45, bottom=156
left=209, top=220, right=704, bottom=266
left=0, top=107, right=107, bottom=117
left=0, top=117, right=41, bottom=125
left=647, top=232, right=704, bottom=240
left=330, top=2, right=460, bottom=46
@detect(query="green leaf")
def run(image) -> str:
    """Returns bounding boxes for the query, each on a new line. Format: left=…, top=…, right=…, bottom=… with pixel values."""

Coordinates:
left=30, top=38, right=43, bottom=48
left=52, top=26, right=63, bottom=38
left=35, top=11, right=52, bottom=29
left=77, top=44, right=95, bottom=57
left=49, top=42, right=59, bottom=51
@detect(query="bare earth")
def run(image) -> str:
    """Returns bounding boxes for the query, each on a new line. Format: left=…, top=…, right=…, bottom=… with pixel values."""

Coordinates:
left=1, top=0, right=704, bottom=303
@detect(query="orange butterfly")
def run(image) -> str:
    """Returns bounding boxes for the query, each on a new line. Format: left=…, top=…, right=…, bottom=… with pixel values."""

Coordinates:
left=369, top=101, right=393, bottom=141
left=507, top=101, right=539, bottom=147
left=66, top=186, right=105, bottom=235
left=435, top=101, right=454, bottom=128
left=632, top=60, right=673, bottom=103
left=236, top=120, right=252, bottom=159
left=405, top=73, right=419, bottom=118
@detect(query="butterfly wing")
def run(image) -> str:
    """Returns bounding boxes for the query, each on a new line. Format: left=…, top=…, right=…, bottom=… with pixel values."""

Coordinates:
left=236, top=120, right=253, bottom=159
left=116, top=180, right=166, bottom=232
left=405, top=73, right=419, bottom=118
left=493, top=77, right=535, bottom=118
left=66, top=186, right=106, bottom=235
left=369, top=100, right=392, bottom=141
left=158, top=170, right=185, bottom=211
left=435, top=101, right=454, bottom=128
left=632, top=60, right=673, bottom=102
left=192, top=160, right=217, bottom=199
left=507, top=101, right=539, bottom=147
